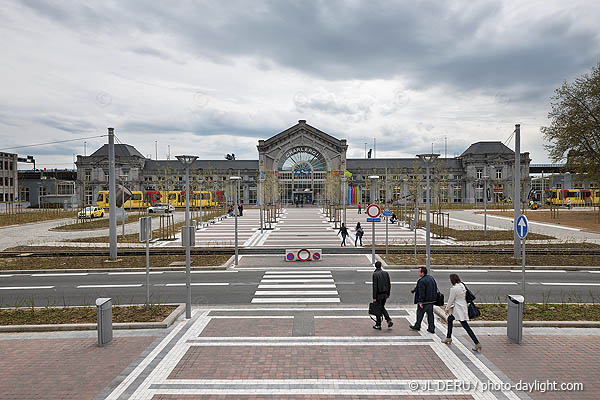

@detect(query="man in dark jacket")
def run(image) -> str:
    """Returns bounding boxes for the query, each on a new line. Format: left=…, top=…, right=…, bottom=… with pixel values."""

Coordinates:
left=372, top=261, right=393, bottom=330
left=410, top=266, right=438, bottom=333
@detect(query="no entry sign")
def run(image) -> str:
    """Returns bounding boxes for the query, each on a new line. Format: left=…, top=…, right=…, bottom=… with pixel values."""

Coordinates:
left=366, top=204, right=381, bottom=218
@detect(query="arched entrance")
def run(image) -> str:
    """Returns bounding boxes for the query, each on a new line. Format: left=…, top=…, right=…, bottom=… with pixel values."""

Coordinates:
left=277, top=147, right=328, bottom=205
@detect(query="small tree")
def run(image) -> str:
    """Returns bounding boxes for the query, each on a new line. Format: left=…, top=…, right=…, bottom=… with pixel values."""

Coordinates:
left=542, top=63, right=600, bottom=184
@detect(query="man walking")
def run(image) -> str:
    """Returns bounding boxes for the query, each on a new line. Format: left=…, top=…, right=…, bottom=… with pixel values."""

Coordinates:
left=410, top=266, right=438, bottom=333
left=358, top=203, right=362, bottom=214
left=372, top=261, right=393, bottom=330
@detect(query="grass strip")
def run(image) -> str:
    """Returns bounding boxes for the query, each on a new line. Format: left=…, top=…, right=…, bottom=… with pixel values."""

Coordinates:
left=475, top=303, right=600, bottom=321
left=382, top=253, right=600, bottom=266
left=0, top=305, right=176, bottom=325
left=52, top=214, right=151, bottom=231
left=0, top=254, right=231, bottom=270
left=0, top=211, right=76, bottom=227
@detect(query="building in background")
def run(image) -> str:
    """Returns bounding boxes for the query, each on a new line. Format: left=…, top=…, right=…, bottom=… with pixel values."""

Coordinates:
left=74, top=121, right=532, bottom=207
left=17, top=169, right=77, bottom=208
left=0, top=152, right=18, bottom=205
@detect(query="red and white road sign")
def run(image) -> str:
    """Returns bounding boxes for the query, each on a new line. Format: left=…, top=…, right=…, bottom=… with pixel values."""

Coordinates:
left=366, top=204, right=381, bottom=218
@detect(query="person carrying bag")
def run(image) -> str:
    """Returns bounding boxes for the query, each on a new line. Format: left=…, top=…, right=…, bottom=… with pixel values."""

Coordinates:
left=441, top=274, right=482, bottom=352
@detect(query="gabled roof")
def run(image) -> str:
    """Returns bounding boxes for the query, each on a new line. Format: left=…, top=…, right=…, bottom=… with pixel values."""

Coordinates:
left=90, top=144, right=145, bottom=158
left=460, top=142, right=513, bottom=157
left=259, top=120, right=346, bottom=151
left=347, top=158, right=462, bottom=170
left=143, top=159, right=259, bottom=172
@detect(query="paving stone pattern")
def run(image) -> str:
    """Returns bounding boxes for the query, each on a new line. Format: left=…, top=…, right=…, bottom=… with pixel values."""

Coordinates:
left=152, top=395, right=476, bottom=400
left=199, top=318, right=294, bottom=337
left=0, top=336, right=155, bottom=400
left=314, top=317, right=421, bottom=337
left=482, top=335, right=600, bottom=399
left=168, top=345, right=454, bottom=380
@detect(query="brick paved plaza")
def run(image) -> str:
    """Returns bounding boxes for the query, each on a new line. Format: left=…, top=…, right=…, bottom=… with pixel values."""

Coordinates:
left=1, top=306, right=599, bottom=399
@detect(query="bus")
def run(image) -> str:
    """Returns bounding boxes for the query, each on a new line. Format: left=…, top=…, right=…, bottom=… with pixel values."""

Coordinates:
left=544, top=189, right=600, bottom=206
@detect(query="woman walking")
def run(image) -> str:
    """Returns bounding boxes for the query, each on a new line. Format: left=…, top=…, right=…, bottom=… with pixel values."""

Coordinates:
left=355, top=222, right=364, bottom=246
left=442, top=274, right=482, bottom=352
left=337, top=223, right=349, bottom=247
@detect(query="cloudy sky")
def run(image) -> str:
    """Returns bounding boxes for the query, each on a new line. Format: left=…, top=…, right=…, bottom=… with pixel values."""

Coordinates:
left=1, top=0, right=599, bottom=169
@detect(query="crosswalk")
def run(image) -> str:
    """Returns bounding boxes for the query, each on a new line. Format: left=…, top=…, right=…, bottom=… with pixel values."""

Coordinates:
left=251, top=270, right=340, bottom=303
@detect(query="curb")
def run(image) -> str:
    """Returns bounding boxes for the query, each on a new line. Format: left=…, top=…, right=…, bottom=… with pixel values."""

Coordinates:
left=433, top=305, right=600, bottom=328
left=384, top=264, right=600, bottom=271
left=0, top=303, right=185, bottom=333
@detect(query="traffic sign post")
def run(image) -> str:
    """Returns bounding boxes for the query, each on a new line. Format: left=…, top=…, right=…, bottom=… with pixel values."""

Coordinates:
left=366, top=203, right=381, bottom=265
left=385, top=208, right=389, bottom=256
left=516, top=215, right=528, bottom=297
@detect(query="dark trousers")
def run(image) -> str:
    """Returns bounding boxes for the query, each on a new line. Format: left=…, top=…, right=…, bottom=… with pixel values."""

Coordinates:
left=355, top=234, right=362, bottom=246
left=414, top=303, right=435, bottom=332
left=446, top=315, right=479, bottom=344
left=341, top=234, right=347, bottom=246
left=375, top=294, right=391, bottom=325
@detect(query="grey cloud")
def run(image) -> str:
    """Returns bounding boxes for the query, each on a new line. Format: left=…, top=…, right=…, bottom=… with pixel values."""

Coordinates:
left=33, top=114, right=95, bottom=134
left=22, top=1, right=600, bottom=97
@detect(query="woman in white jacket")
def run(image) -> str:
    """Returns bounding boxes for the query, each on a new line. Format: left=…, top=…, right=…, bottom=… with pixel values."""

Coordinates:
left=442, top=274, right=482, bottom=351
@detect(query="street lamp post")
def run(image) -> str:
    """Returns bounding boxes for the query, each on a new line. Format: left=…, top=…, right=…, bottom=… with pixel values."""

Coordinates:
left=369, top=175, right=379, bottom=265
left=119, top=176, right=127, bottom=238
left=230, top=176, right=242, bottom=266
left=417, top=153, right=440, bottom=270
left=342, top=176, right=347, bottom=225
left=176, top=155, right=198, bottom=320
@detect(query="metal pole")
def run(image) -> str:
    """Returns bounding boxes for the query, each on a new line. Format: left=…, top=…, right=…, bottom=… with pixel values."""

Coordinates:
left=234, top=180, right=239, bottom=266
left=370, top=177, right=376, bottom=265
left=522, top=238, right=526, bottom=298
left=342, top=177, right=347, bottom=225
left=426, top=165, right=431, bottom=269
left=185, top=165, right=191, bottom=319
left=385, top=207, right=389, bottom=256
left=122, top=188, right=125, bottom=238
left=414, top=206, right=418, bottom=264
left=108, top=128, right=117, bottom=260
left=146, top=237, right=150, bottom=305
left=541, top=170, right=544, bottom=205
left=484, top=172, right=487, bottom=239
left=259, top=177, right=263, bottom=233
left=514, top=124, right=521, bottom=258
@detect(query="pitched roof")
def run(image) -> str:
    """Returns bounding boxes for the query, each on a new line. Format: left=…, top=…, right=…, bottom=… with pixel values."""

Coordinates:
left=347, top=158, right=462, bottom=170
left=90, top=144, right=145, bottom=158
left=143, top=159, right=259, bottom=172
left=460, top=142, right=513, bottom=157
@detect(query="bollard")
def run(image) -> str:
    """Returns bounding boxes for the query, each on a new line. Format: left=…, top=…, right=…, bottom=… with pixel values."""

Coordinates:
left=507, top=295, right=524, bottom=344
left=96, top=297, right=113, bottom=347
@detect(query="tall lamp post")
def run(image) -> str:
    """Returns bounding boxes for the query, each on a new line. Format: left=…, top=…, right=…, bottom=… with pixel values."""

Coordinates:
left=342, top=176, right=347, bottom=225
left=119, top=175, right=128, bottom=238
left=368, top=175, right=379, bottom=265
left=483, top=165, right=493, bottom=239
left=417, top=153, right=439, bottom=270
left=176, top=155, right=198, bottom=320
left=230, top=176, right=242, bottom=266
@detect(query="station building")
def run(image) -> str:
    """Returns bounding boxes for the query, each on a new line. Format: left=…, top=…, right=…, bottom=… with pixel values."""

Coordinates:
left=75, top=120, right=531, bottom=207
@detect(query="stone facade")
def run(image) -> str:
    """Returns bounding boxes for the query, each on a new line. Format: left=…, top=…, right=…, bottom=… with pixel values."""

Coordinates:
left=74, top=121, right=531, bottom=207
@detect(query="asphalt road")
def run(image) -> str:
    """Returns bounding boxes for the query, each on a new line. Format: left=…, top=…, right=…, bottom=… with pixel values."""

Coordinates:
left=1, top=267, right=600, bottom=306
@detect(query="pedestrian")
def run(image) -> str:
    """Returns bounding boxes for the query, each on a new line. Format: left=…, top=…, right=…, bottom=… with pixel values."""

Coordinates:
left=389, top=213, right=397, bottom=224
left=337, top=223, right=349, bottom=247
left=228, top=205, right=233, bottom=216
left=358, top=203, right=362, bottom=214
left=238, top=203, right=243, bottom=216
left=567, top=198, right=572, bottom=209
left=442, top=274, right=482, bottom=352
left=355, top=222, right=364, bottom=246
left=409, top=266, right=438, bottom=333
left=372, top=261, right=393, bottom=330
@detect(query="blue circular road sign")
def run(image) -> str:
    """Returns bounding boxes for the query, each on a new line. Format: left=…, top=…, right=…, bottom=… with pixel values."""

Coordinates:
left=516, top=214, right=528, bottom=239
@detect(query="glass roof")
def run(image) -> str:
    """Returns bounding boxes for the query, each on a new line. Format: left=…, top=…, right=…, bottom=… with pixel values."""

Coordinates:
left=279, top=150, right=327, bottom=171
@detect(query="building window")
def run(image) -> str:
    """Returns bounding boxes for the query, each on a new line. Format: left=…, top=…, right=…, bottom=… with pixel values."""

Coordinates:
left=453, top=185, right=462, bottom=202
left=85, top=170, right=91, bottom=181
left=58, top=182, right=75, bottom=195
left=476, top=169, right=483, bottom=180
left=20, top=187, right=29, bottom=202
left=496, top=169, right=502, bottom=179
left=453, top=175, right=461, bottom=180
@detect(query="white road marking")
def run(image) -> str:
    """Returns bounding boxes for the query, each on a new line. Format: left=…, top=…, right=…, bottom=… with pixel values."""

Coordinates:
left=365, top=281, right=415, bottom=284
left=539, top=282, right=600, bottom=286
left=434, top=269, right=488, bottom=273
left=254, top=290, right=339, bottom=296
left=0, top=275, right=14, bottom=278
left=464, top=281, right=518, bottom=285
left=509, top=270, right=566, bottom=273
left=264, top=270, right=332, bottom=274
left=588, top=271, right=600, bottom=274
left=258, top=284, right=336, bottom=289
left=261, top=278, right=334, bottom=283
left=31, top=273, right=89, bottom=277
left=251, top=298, right=341, bottom=303
left=164, top=282, right=230, bottom=286
left=77, top=284, right=143, bottom=288
left=262, top=275, right=333, bottom=279
left=0, top=286, right=54, bottom=290
left=108, top=272, right=163, bottom=275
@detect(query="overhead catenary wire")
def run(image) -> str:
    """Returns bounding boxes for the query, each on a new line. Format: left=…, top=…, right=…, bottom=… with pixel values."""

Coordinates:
left=0, top=134, right=107, bottom=152
left=504, top=129, right=516, bottom=147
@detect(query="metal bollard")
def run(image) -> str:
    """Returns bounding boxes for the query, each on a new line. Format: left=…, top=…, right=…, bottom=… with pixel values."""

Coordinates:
left=507, top=295, right=524, bottom=344
left=96, top=297, right=113, bottom=347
